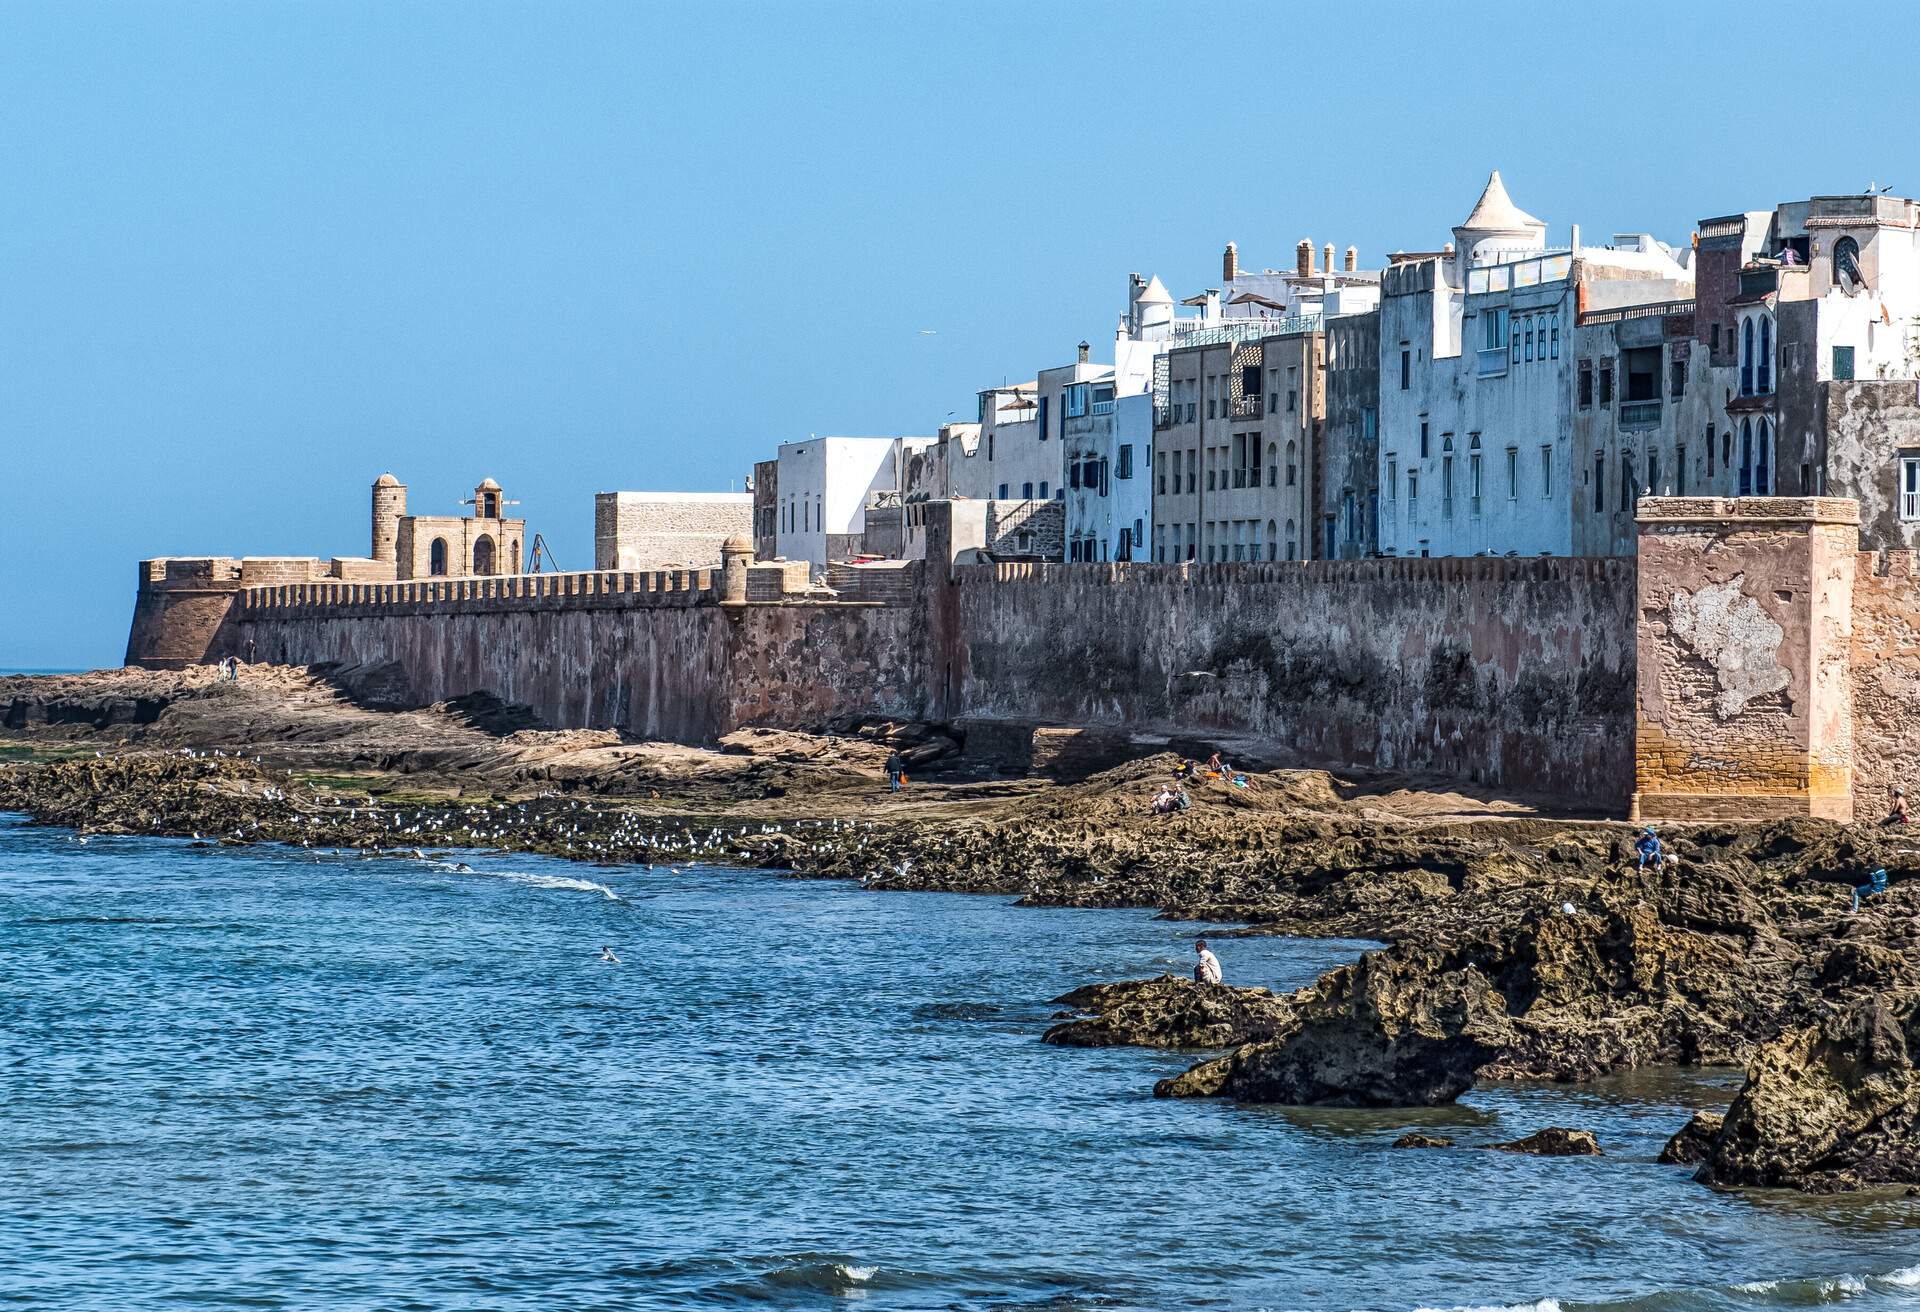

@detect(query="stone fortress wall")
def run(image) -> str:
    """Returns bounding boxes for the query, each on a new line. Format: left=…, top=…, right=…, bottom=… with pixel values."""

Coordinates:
left=125, top=495, right=1920, bottom=819
left=593, top=492, right=753, bottom=570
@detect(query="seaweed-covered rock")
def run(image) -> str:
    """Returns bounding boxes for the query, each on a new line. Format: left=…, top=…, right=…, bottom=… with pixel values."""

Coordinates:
left=1042, top=975, right=1293, bottom=1049
left=1696, top=990, right=1920, bottom=1193
left=1391, top=1133, right=1454, bottom=1149
left=1657, top=1111, right=1725, bottom=1165
left=1487, top=1127, right=1603, bottom=1157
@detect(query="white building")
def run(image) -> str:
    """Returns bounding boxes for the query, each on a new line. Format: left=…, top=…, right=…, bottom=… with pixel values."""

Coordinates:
left=1378, top=171, right=1693, bottom=558
left=774, top=436, right=932, bottom=568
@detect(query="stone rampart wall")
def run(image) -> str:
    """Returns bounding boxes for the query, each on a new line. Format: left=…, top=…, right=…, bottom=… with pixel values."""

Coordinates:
left=939, top=556, right=1637, bottom=801
left=1848, top=551, right=1920, bottom=810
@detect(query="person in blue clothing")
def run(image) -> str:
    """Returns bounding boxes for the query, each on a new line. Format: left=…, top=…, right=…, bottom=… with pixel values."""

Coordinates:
left=1635, top=827, right=1664, bottom=870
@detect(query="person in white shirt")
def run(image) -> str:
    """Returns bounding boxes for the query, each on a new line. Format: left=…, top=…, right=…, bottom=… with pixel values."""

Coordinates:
left=1194, top=938, right=1222, bottom=986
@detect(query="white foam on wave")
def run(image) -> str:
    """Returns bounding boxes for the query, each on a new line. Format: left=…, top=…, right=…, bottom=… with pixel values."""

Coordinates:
left=446, top=865, right=621, bottom=900
left=1880, top=1267, right=1920, bottom=1289
left=1414, top=1301, right=1561, bottom=1312
left=839, top=1264, right=877, bottom=1283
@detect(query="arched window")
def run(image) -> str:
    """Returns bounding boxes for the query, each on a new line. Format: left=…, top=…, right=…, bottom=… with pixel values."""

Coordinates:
left=1265, top=519, right=1277, bottom=561
left=473, top=534, right=496, bottom=576
left=1267, top=442, right=1278, bottom=487
left=429, top=538, right=449, bottom=576
left=1285, top=519, right=1297, bottom=561
left=1756, top=419, right=1771, bottom=495
left=1741, top=319, right=1755, bottom=395
left=1758, top=317, right=1772, bottom=394
left=1739, top=418, right=1754, bottom=496
left=1285, top=440, right=1297, bottom=487
left=1833, top=235, right=1863, bottom=292
left=508, top=539, right=520, bottom=571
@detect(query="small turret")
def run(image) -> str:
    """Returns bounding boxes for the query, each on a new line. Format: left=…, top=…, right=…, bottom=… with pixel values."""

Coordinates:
left=371, top=473, right=406, bottom=564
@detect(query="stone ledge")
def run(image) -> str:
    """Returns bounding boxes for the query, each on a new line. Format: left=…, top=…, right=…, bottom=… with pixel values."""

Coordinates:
left=1631, top=790, right=1853, bottom=822
left=1635, top=496, right=1861, bottom=528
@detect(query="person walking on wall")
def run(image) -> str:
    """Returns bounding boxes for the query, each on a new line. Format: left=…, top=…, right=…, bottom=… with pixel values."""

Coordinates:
left=1194, top=938, right=1222, bottom=986
left=885, top=751, right=906, bottom=794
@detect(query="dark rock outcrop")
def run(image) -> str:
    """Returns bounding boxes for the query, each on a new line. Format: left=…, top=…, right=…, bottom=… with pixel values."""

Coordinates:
left=1043, top=975, right=1293, bottom=1049
left=1391, top=1133, right=1454, bottom=1149
left=1657, top=1111, right=1725, bottom=1165
left=1696, top=990, right=1919, bottom=1193
left=1487, top=1127, right=1603, bottom=1157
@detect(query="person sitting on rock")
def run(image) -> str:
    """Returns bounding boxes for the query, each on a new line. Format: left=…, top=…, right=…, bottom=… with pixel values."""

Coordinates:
left=1205, top=751, right=1226, bottom=776
left=1193, top=938, right=1222, bottom=986
left=1885, top=787, right=1909, bottom=827
left=1151, top=786, right=1181, bottom=816
left=1635, top=827, right=1664, bottom=870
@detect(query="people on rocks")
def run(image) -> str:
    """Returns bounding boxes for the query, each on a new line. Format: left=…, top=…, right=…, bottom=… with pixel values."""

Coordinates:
left=884, top=751, right=906, bottom=793
left=1151, top=786, right=1189, bottom=816
left=1852, top=869, right=1890, bottom=913
left=1636, top=827, right=1664, bottom=870
left=1194, top=938, right=1222, bottom=986
left=1885, top=787, right=1909, bottom=827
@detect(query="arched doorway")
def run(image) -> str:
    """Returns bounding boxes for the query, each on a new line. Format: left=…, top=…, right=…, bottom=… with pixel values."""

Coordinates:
left=429, top=538, right=449, bottom=576
left=473, top=535, right=496, bottom=576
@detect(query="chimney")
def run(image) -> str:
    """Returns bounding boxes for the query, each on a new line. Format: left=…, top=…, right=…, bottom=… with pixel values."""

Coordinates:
left=1297, top=239, right=1314, bottom=277
left=1344, top=245, right=1358, bottom=272
left=1077, top=340, right=1090, bottom=364
left=1323, top=244, right=1335, bottom=278
left=1223, top=241, right=1239, bottom=282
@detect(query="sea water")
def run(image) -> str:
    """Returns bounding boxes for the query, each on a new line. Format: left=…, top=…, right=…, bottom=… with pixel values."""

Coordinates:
left=1, top=814, right=1914, bottom=1311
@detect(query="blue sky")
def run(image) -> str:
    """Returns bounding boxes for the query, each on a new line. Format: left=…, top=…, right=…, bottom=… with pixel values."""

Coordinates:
left=2, top=0, right=1912, bottom=668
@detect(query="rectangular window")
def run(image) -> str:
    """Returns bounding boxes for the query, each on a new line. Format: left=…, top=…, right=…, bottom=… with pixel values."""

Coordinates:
left=1594, top=454, right=1605, bottom=512
left=1599, top=365, right=1614, bottom=406
left=1400, top=349, right=1410, bottom=390
left=1550, top=316, right=1560, bottom=359
left=1469, top=452, right=1483, bottom=514
left=1621, top=453, right=1634, bottom=508
left=1186, top=451, right=1196, bottom=494
left=1419, top=421, right=1430, bottom=459
left=1117, top=444, right=1134, bottom=479
left=1069, top=462, right=1081, bottom=490
left=1648, top=450, right=1661, bottom=496
left=1670, top=358, right=1686, bottom=398
left=1064, top=383, right=1088, bottom=417
left=1540, top=445, right=1553, bottom=497
left=998, top=482, right=1009, bottom=499
left=988, top=432, right=995, bottom=461
left=1157, top=458, right=1166, bottom=495
left=1442, top=456, right=1454, bottom=518
left=1676, top=443, right=1687, bottom=496
left=1387, top=456, right=1398, bottom=501
left=1506, top=448, right=1518, bottom=499
left=1287, top=389, right=1297, bottom=412
left=1038, top=396, right=1049, bottom=439
left=1901, top=457, right=1920, bottom=522
left=1022, top=481, right=1033, bottom=499
left=1834, top=345, right=1856, bottom=381
left=1706, top=424, right=1715, bottom=476
left=1485, top=307, right=1508, bottom=351
left=1040, top=480, right=1050, bottom=499
left=1241, top=365, right=1260, bottom=396
left=1578, top=361, right=1593, bottom=409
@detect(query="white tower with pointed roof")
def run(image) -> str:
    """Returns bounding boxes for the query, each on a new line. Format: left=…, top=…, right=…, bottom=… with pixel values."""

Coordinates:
left=1452, top=170, right=1548, bottom=280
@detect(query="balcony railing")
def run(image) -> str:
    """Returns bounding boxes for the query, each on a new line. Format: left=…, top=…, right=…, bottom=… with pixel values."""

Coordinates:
left=1230, top=395, right=1263, bottom=419
left=1477, top=347, right=1509, bottom=378
left=1620, top=399, right=1662, bottom=429
left=1153, top=406, right=1175, bottom=429
left=1903, top=490, right=1920, bottom=522
left=1090, top=398, right=1116, bottom=415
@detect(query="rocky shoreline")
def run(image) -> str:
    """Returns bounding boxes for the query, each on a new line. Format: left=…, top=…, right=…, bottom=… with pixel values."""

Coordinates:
left=4, top=665, right=1917, bottom=1196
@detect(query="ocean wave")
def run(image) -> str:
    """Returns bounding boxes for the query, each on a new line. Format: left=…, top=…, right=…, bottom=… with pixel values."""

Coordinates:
left=441, top=864, right=621, bottom=900
left=1418, top=1266, right=1920, bottom=1312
